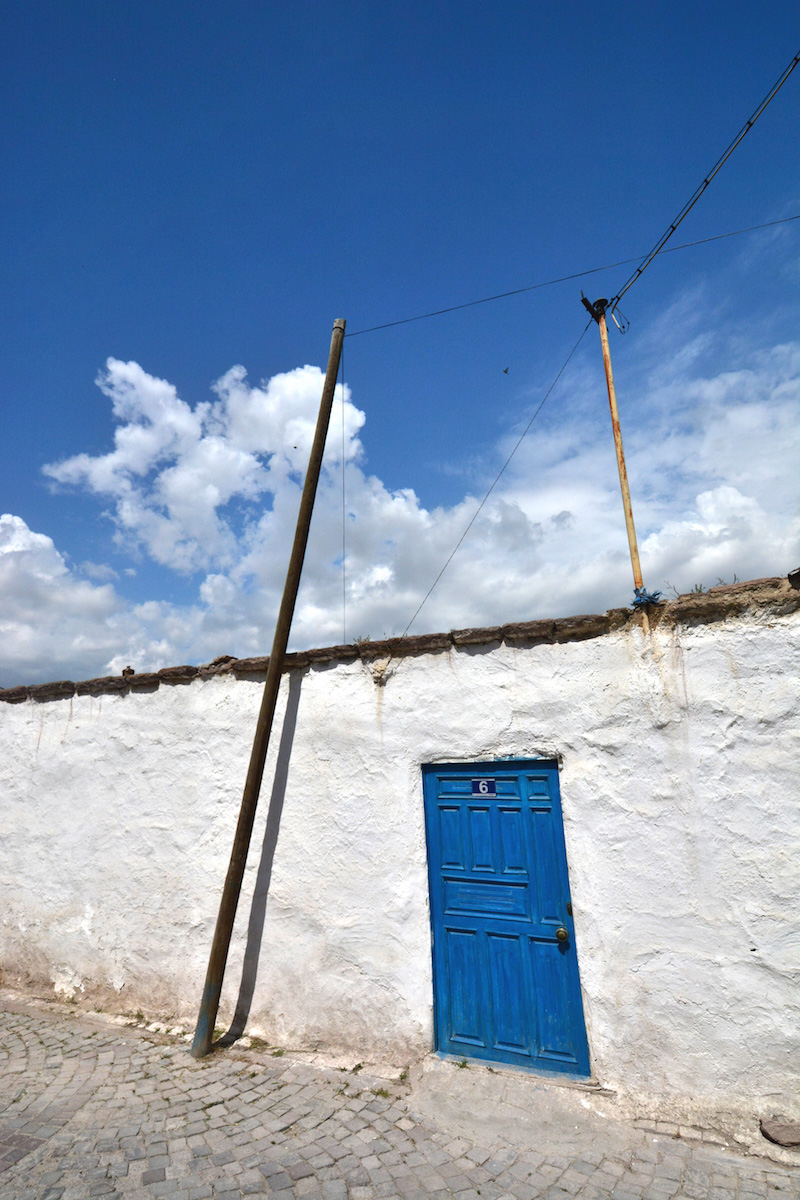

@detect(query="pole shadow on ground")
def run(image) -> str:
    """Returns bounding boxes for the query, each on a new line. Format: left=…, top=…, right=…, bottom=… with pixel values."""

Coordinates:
left=216, top=669, right=303, bottom=1047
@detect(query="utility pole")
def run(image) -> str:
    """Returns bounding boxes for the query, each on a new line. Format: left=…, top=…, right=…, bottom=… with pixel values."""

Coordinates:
left=581, top=296, right=652, bottom=619
left=191, top=318, right=346, bottom=1058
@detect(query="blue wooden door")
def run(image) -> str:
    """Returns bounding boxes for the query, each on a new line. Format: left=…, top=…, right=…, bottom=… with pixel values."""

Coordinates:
left=423, top=760, right=590, bottom=1077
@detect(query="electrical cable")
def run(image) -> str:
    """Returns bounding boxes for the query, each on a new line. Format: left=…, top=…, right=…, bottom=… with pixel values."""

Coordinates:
left=610, top=49, right=800, bottom=312
left=350, top=53, right=799, bottom=636
left=401, top=319, right=593, bottom=637
left=344, top=214, right=799, bottom=338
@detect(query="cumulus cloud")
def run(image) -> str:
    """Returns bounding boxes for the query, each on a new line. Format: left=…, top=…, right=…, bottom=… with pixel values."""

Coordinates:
left=491, top=336, right=800, bottom=609
left=44, top=358, right=365, bottom=574
left=0, top=515, right=120, bottom=682
left=1, top=327, right=798, bottom=686
left=80, top=561, right=119, bottom=582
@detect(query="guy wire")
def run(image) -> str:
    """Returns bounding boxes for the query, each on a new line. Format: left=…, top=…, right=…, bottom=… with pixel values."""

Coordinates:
left=402, top=319, right=593, bottom=637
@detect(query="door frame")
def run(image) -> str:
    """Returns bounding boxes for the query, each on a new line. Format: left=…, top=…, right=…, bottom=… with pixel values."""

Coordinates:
left=422, top=757, right=591, bottom=1079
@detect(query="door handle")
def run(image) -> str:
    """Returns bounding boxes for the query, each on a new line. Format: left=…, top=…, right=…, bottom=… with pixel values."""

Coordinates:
left=555, top=927, right=569, bottom=942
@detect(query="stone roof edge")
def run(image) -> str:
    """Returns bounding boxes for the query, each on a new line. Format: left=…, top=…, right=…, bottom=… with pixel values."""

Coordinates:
left=2, top=575, right=798, bottom=705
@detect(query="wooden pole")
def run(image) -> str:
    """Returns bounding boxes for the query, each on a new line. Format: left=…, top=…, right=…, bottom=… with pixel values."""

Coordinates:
left=191, top=319, right=346, bottom=1058
left=595, top=308, right=644, bottom=593
left=581, top=296, right=644, bottom=595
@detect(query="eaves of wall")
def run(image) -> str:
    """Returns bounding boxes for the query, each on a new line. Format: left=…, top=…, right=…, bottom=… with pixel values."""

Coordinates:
left=3, top=574, right=798, bottom=706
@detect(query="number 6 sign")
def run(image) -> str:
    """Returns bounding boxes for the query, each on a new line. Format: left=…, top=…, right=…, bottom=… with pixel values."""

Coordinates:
left=471, top=778, right=497, bottom=796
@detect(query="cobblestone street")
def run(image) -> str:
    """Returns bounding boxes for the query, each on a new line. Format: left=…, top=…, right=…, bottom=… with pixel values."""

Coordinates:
left=1, top=995, right=797, bottom=1200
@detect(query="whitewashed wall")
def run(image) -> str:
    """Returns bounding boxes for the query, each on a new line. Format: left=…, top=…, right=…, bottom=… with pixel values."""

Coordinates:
left=1, top=588, right=798, bottom=1113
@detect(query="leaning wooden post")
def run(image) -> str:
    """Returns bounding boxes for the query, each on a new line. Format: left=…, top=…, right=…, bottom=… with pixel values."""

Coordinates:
left=581, top=297, right=652, bottom=632
left=582, top=296, right=644, bottom=591
left=191, top=318, right=346, bottom=1058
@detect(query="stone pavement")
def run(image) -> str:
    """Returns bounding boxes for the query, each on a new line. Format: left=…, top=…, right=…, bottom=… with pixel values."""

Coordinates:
left=1, top=995, right=797, bottom=1200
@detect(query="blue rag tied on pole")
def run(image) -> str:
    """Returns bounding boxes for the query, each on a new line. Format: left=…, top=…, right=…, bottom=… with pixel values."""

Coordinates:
left=632, top=586, right=663, bottom=608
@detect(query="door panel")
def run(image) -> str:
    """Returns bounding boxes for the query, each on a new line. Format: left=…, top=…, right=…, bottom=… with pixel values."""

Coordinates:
left=530, top=937, right=581, bottom=1061
left=468, top=806, right=493, bottom=870
left=439, top=806, right=464, bottom=869
left=530, top=807, right=562, bottom=924
left=423, top=760, right=590, bottom=1076
left=487, top=933, right=529, bottom=1053
left=498, top=806, right=526, bottom=873
left=445, top=929, right=486, bottom=1046
left=444, top=877, right=529, bottom=918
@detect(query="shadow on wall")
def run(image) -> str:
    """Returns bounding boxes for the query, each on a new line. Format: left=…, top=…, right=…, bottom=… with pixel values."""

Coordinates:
left=217, top=671, right=303, bottom=1046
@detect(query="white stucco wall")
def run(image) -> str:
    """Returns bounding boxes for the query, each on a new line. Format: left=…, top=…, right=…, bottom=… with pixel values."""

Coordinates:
left=1, top=600, right=798, bottom=1113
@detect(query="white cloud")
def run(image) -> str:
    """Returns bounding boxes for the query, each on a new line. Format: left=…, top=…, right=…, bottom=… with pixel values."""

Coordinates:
left=0, top=514, right=120, bottom=683
left=80, top=561, right=119, bottom=582
left=2, top=327, right=798, bottom=687
left=44, top=358, right=364, bottom=574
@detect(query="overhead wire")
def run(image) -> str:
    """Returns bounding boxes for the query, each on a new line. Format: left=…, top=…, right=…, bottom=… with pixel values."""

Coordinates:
left=402, top=319, right=593, bottom=637
left=609, top=48, right=800, bottom=311
left=395, top=210, right=800, bottom=635
left=344, top=214, right=799, bottom=338
left=347, top=52, right=800, bottom=635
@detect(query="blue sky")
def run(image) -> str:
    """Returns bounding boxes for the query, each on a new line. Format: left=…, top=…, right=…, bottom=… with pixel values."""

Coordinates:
left=1, top=2, right=798, bottom=684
